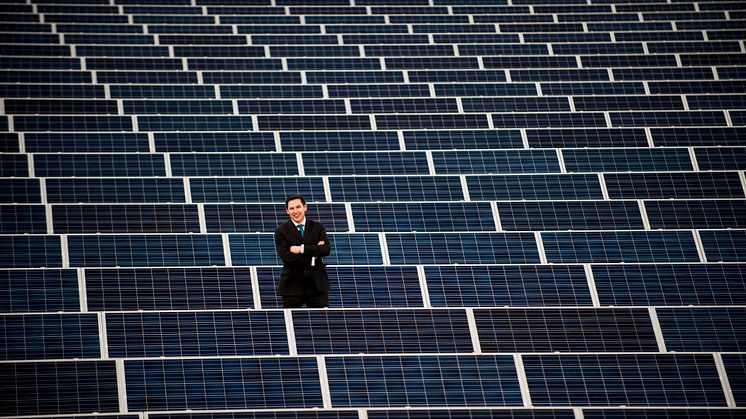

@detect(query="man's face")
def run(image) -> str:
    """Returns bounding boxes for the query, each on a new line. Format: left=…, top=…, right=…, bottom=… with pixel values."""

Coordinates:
left=286, top=199, right=307, bottom=224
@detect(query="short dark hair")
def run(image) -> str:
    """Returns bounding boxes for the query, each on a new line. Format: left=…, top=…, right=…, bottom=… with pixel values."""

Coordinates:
left=285, top=194, right=306, bottom=208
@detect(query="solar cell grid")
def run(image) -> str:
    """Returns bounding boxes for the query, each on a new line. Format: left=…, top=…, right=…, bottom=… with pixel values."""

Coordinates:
left=328, top=175, right=465, bottom=202
left=204, top=203, right=348, bottom=233
left=542, top=231, right=701, bottom=263
left=352, top=202, right=494, bottom=233
left=0, top=205, right=46, bottom=234
left=34, top=154, right=166, bottom=177
left=302, top=151, right=430, bottom=175
left=229, top=233, right=383, bottom=266
left=657, top=307, right=746, bottom=352
left=153, top=132, right=276, bottom=153
left=403, top=129, right=524, bottom=150
left=562, top=148, right=694, bottom=172
left=189, top=177, right=325, bottom=203
left=526, top=128, right=649, bottom=148
left=51, top=204, right=201, bottom=234
left=0, top=313, right=100, bottom=360
left=432, top=149, right=562, bottom=174
left=498, top=201, right=644, bottom=231
left=0, top=235, right=62, bottom=268
left=645, top=200, right=746, bottom=230
left=700, top=229, right=746, bottom=263
left=604, top=172, right=745, bottom=199
left=386, top=232, right=540, bottom=265
left=467, top=174, right=604, bottom=201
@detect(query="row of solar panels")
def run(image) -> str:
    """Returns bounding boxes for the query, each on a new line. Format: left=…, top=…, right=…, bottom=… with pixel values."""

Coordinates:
left=4, top=96, right=746, bottom=113
left=4, top=172, right=745, bottom=202
left=4, top=306, right=746, bottom=360
left=2, top=353, right=744, bottom=415
left=4, top=128, right=746, bottom=151
left=2, top=229, right=745, bottom=268
left=3, top=53, right=746, bottom=70
left=4, top=68, right=746, bottom=83
left=5, top=263, right=746, bottom=312
left=3, top=200, right=746, bottom=234
left=3, top=149, right=746, bottom=176
left=4, top=113, right=746, bottom=130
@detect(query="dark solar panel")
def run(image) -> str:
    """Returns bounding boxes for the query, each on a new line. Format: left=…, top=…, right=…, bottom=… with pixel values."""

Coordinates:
left=229, top=233, right=383, bottom=266
left=604, top=172, right=745, bottom=199
left=563, top=148, right=693, bottom=172
left=593, top=263, right=746, bottom=306
left=124, top=358, right=322, bottom=410
left=328, top=176, right=465, bottom=202
left=700, top=230, right=746, bottom=262
left=433, top=149, right=560, bottom=174
left=0, top=236, right=62, bottom=268
left=34, top=154, right=165, bottom=177
left=189, top=177, right=325, bottom=203
left=0, top=154, right=28, bottom=177
left=106, top=311, right=288, bottom=357
left=651, top=128, right=746, bottom=147
left=1, top=314, right=100, bottom=360
left=24, top=133, right=150, bottom=153
left=526, top=128, right=649, bottom=148
left=153, top=132, right=276, bottom=153
left=542, top=231, right=700, bottom=263
left=15, top=116, right=133, bottom=132
left=386, top=232, right=540, bottom=264
left=85, top=267, right=253, bottom=311
left=582, top=409, right=746, bottom=419
left=368, top=411, right=575, bottom=419
left=695, top=147, right=746, bottom=171
left=645, top=200, right=746, bottom=229
left=302, top=151, right=430, bottom=175
left=293, top=309, right=473, bottom=354
left=403, top=129, right=524, bottom=150
left=204, top=203, right=348, bottom=233
left=325, top=355, right=522, bottom=407
left=498, top=201, right=644, bottom=231
left=0, top=361, right=119, bottom=416
left=45, top=178, right=186, bottom=203
left=722, top=354, right=746, bottom=406
left=467, top=174, right=603, bottom=200
left=67, top=234, right=225, bottom=267
left=351, top=202, right=494, bottom=232
left=51, top=204, right=200, bottom=234
left=256, top=265, right=424, bottom=309
left=657, top=307, right=746, bottom=352
left=524, top=354, right=727, bottom=406
left=491, top=112, right=607, bottom=128
left=0, top=269, right=79, bottom=313
left=170, top=153, right=297, bottom=176
left=280, top=131, right=400, bottom=152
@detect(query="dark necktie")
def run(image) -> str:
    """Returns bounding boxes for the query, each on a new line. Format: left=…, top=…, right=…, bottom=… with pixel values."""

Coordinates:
left=298, top=224, right=304, bottom=238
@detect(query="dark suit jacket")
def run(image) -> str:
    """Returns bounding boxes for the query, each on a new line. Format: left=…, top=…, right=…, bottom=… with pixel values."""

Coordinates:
left=274, top=219, right=331, bottom=296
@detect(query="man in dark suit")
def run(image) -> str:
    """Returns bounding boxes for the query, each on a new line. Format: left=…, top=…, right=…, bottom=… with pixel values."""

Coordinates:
left=274, top=194, right=331, bottom=308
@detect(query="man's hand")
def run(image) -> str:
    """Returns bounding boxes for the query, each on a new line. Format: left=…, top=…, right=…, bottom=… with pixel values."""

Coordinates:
left=317, top=241, right=325, bottom=245
left=290, top=245, right=302, bottom=254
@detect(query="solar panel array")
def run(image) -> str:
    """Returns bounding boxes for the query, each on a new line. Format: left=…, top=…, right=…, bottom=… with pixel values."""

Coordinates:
left=1, top=0, right=745, bottom=417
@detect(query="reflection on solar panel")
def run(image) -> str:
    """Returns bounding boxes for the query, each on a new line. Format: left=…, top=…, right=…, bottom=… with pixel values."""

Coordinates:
left=3, top=0, right=746, bottom=416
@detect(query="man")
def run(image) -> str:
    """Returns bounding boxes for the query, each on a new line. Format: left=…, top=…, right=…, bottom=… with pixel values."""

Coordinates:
left=274, top=194, right=331, bottom=308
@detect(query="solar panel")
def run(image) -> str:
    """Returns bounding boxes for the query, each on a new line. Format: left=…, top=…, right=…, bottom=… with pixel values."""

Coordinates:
left=350, top=98, right=459, bottom=114
left=45, top=178, right=186, bottom=203
left=221, top=85, right=324, bottom=99
left=106, top=310, right=288, bottom=357
left=280, top=131, right=401, bottom=152
left=0, top=235, right=62, bottom=268
left=6, top=99, right=119, bottom=115
left=67, top=234, right=225, bottom=267
left=189, top=177, right=325, bottom=203
left=582, top=409, right=746, bottom=419
left=695, top=147, right=746, bottom=171
left=386, top=232, right=540, bottom=264
left=123, top=99, right=233, bottom=115
left=425, top=265, right=592, bottom=307
left=258, top=115, right=372, bottom=131
left=0, top=360, right=119, bottom=416
left=256, top=265, right=424, bottom=309
left=563, top=148, right=694, bottom=172
left=0, top=269, right=80, bottom=313
left=240, top=99, right=346, bottom=115
left=34, top=154, right=165, bottom=177
left=593, top=263, right=746, bottom=306
left=722, top=354, right=746, bottom=406
left=328, top=176, right=464, bottom=202
left=650, top=128, right=746, bottom=147
left=302, top=151, right=430, bottom=175
left=492, top=112, right=607, bottom=128
left=15, top=116, right=133, bottom=132
left=124, top=358, right=322, bottom=410
left=0, top=154, right=28, bottom=177
left=523, top=354, right=727, bottom=406
left=604, top=172, right=745, bottom=199
left=293, top=309, right=473, bottom=354
left=85, top=267, right=253, bottom=311
left=657, top=307, right=746, bottom=352
left=498, top=201, right=644, bottom=231
left=543, top=231, right=701, bottom=263
left=1, top=313, right=100, bottom=360
left=467, top=174, right=603, bottom=200
left=645, top=200, right=746, bottom=229
left=170, top=153, right=297, bottom=176
left=153, top=132, right=276, bottom=153
left=700, top=230, right=746, bottom=262
left=325, top=355, right=522, bottom=407
left=433, top=149, right=560, bottom=174
left=229, top=233, right=383, bottom=266
left=462, top=97, right=570, bottom=113
left=573, top=95, right=685, bottom=111
left=351, top=202, right=493, bottom=232
left=204, top=203, right=348, bottom=233
left=403, top=129, right=524, bottom=150
left=24, top=133, right=150, bottom=153
left=51, top=204, right=200, bottom=234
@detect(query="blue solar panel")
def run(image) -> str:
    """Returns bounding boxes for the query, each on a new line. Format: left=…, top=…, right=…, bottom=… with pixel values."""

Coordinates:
left=524, top=354, right=726, bottom=406
left=645, top=200, right=746, bottom=229
left=85, top=267, right=253, bottom=311
left=492, top=112, right=607, bottom=128
left=259, top=115, right=372, bottom=131
left=387, top=232, right=540, bottom=264
left=425, top=264, right=591, bottom=307
left=6, top=99, right=118, bottom=115
left=582, top=409, right=746, bottom=419
left=170, top=153, right=297, bottom=176
left=722, top=354, right=746, bottom=406
left=229, top=233, right=383, bottom=266
left=302, top=151, right=430, bottom=175
left=563, top=148, right=694, bottom=172
left=404, top=129, right=524, bottom=150
left=0, top=269, right=79, bottom=313
left=325, top=355, right=521, bottom=407
left=154, top=132, right=276, bottom=153
left=280, top=131, right=400, bottom=152
left=106, top=311, right=288, bottom=357
left=462, top=97, right=570, bottom=113
left=652, top=126, right=746, bottom=146
left=46, top=178, right=186, bottom=203
left=204, top=203, right=348, bottom=233
left=593, top=263, right=746, bottom=306
left=123, top=99, right=233, bottom=115
left=124, top=358, right=322, bottom=410
left=262, top=263, right=421, bottom=309
left=189, top=177, right=325, bottom=203
left=328, top=176, right=464, bottom=202
left=0, top=154, right=28, bottom=177
left=0, top=361, right=119, bottom=416
left=526, top=128, right=649, bottom=148
left=604, top=172, right=745, bottom=199
left=67, top=234, right=225, bottom=267
left=657, top=307, right=746, bottom=352
left=432, top=149, right=561, bottom=174
left=240, top=99, right=346, bottom=115
left=52, top=204, right=200, bottom=234
left=0, top=235, right=62, bottom=268
left=24, top=133, right=150, bottom=153
left=498, top=201, right=644, bottom=231
left=543, top=231, right=701, bottom=263
left=700, top=230, right=746, bottom=263
left=15, top=116, right=132, bottom=132
left=1, top=314, right=100, bottom=360
left=34, top=154, right=166, bottom=177
left=467, top=174, right=603, bottom=200
left=352, top=202, right=494, bottom=232
left=573, top=95, right=685, bottom=111
left=293, top=309, right=472, bottom=354
left=695, top=147, right=746, bottom=171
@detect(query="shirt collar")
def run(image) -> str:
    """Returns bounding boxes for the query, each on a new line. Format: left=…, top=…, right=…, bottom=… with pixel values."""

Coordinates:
left=295, top=217, right=306, bottom=227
